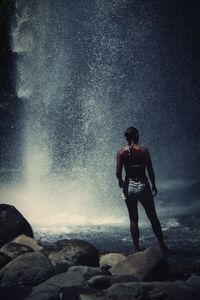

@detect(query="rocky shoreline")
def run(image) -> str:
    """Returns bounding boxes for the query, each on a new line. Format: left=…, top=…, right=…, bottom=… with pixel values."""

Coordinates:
left=0, top=204, right=200, bottom=300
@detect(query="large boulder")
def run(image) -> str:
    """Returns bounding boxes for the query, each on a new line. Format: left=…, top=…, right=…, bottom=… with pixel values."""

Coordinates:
left=100, top=253, right=126, bottom=269
left=0, top=251, right=54, bottom=289
left=0, top=204, right=34, bottom=247
left=48, top=239, right=99, bottom=273
left=110, top=247, right=169, bottom=281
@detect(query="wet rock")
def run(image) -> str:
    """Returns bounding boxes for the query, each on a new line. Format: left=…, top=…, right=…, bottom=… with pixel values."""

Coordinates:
left=0, top=252, right=12, bottom=269
left=0, top=251, right=54, bottom=289
left=48, top=239, right=99, bottom=273
left=87, top=275, right=111, bottom=289
left=105, top=282, right=150, bottom=300
left=79, top=281, right=200, bottom=300
left=111, top=247, right=169, bottom=281
left=13, top=234, right=44, bottom=251
left=100, top=253, right=126, bottom=269
left=25, top=284, right=60, bottom=300
left=0, top=204, right=34, bottom=247
left=67, top=265, right=110, bottom=280
left=148, top=281, right=200, bottom=300
left=27, top=266, right=110, bottom=300
left=26, top=272, right=85, bottom=300
left=43, top=270, right=85, bottom=287
left=0, top=242, right=33, bottom=259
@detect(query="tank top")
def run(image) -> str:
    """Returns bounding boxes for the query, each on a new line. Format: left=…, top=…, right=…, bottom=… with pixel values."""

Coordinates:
left=124, top=145, right=147, bottom=180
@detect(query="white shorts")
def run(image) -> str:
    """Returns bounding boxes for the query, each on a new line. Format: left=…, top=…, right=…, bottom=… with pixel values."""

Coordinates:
left=123, top=178, right=153, bottom=201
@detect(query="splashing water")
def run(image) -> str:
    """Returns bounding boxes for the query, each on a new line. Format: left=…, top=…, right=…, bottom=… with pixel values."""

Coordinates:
left=10, top=0, right=133, bottom=226
left=5, top=0, right=199, bottom=228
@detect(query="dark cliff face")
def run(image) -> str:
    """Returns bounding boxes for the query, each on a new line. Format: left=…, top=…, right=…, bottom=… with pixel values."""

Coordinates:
left=0, top=0, right=23, bottom=178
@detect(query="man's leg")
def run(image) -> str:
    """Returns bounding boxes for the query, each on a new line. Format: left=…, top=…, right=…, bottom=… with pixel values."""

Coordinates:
left=140, top=196, right=169, bottom=251
left=125, top=199, right=140, bottom=252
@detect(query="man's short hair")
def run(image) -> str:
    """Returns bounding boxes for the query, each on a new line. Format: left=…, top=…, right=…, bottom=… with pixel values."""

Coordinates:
left=124, top=127, right=139, bottom=143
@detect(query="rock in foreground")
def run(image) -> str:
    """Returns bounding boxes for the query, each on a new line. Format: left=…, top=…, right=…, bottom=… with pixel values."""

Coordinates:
left=79, top=280, right=200, bottom=300
left=26, top=265, right=108, bottom=300
left=13, top=234, right=44, bottom=251
left=111, top=246, right=169, bottom=281
left=48, top=239, right=99, bottom=273
left=0, top=204, right=34, bottom=247
left=0, top=252, right=54, bottom=289
left=0, top=204, right=198, bottom=300
left=100, top=253, right=126, bottom=269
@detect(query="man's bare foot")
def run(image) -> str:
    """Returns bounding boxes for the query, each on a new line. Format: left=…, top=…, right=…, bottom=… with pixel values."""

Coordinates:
left=134, top=248, right=140, bottom=253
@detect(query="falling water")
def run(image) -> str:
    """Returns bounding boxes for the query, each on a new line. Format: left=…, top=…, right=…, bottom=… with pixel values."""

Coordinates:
left=10, top=0, right=133, bottom=226
left=8, top=0, right=200, bottom=228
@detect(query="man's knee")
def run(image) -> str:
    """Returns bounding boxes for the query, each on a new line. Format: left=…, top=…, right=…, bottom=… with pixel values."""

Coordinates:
left=144, top=204, right=158, bottom=221
left=130, top=215, right=139, bottom=223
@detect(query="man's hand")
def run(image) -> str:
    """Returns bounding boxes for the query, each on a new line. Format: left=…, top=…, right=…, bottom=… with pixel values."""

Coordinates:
left=118, top=178, right=124, bottom=188
left=152, top=184, right=157, bottom=197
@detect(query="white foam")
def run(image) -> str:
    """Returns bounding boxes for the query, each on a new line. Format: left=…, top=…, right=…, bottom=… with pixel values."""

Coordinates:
left=163, top=218, right=180, bottom=231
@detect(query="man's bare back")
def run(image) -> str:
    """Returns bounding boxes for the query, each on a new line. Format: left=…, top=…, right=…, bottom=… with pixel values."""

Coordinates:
left=117, top=144, right=157, bottom=196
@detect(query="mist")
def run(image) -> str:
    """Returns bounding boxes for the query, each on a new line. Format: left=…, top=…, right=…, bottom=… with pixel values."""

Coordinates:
left=0, top=0, right=199, bottom=228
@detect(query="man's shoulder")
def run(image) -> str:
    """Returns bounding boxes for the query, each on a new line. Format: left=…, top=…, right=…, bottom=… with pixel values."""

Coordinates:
left=138, top=145, right=149, bottom=153
left=117, top=146, right=128, bottom=156
left=117, top=145, right=150, bottom=156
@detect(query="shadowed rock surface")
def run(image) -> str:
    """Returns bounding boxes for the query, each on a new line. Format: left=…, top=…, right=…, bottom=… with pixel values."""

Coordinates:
left=26, top=265, right=109, bottom=300
left=25, top=271, right=85, bottom=300
left=0, top=252, right=12, bottom=269
left=47, top=239, right=99, bottom=273
left=0, top=251, right=54, bottom=289
left=87, top=275, right=112, bottom=289
left=0, top=204, right=34, bottom=247
left=0, top=285, right=31, bottom=300
left=79, top=280, right=200, bottom=300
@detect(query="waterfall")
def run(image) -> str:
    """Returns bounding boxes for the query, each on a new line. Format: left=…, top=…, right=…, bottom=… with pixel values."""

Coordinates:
left=11, top=0, right=133, bottom=226
left=3, top=0, right=197, bottom=228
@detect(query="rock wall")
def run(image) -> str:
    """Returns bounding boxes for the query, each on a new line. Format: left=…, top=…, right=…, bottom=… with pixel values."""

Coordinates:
left=0, top=0, right=23, bottom=177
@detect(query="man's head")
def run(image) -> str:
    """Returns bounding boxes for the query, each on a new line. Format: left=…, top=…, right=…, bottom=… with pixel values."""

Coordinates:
left=124, top=127, right=139, bottom=144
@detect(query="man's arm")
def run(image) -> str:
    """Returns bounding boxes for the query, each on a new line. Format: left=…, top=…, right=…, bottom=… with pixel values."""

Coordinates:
left=116, top=151, right=124, bottom=188
left=145, top=149, right=157, bottom=196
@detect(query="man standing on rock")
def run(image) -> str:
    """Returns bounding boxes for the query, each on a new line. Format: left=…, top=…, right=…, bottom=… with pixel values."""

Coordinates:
left=116, top=127, right=169, bottom=253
